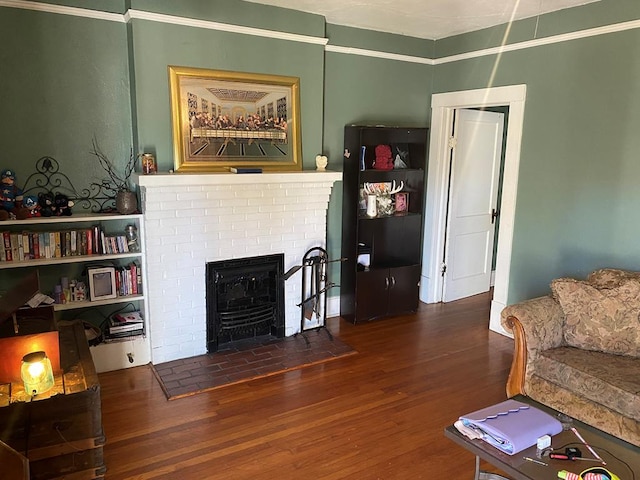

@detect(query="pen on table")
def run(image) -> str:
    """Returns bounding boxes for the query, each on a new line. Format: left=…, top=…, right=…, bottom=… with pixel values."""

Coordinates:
left=523, top=457, right=548, bottom=466
left=571, top=427, right=606, bottom=465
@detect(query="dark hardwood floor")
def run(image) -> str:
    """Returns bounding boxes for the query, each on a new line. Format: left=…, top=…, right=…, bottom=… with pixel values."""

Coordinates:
left=99, top=292, right=514, bottom=479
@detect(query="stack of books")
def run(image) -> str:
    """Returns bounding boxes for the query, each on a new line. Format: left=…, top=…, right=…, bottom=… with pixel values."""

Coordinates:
left=1, top=225, right=132, bottom=262
left=107, top=311, right=144, bottom=338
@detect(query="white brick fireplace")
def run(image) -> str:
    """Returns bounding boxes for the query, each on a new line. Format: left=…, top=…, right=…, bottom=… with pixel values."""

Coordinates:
left=135, top=171, right=342, bottom=364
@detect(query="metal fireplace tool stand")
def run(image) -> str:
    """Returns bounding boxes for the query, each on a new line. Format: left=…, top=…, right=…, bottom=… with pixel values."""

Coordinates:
left=284, top=247, right=344, bottom=346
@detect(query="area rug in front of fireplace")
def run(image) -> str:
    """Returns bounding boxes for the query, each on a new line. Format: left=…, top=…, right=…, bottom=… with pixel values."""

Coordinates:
left=151, top=329, right=357, bottom=400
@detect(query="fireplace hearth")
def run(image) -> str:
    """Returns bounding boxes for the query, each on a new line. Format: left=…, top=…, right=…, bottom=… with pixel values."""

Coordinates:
left=206, top=254, right=285, bottom=352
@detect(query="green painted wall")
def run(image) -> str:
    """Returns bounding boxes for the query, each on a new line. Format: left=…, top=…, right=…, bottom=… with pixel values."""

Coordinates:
left=0, top=0, right=431, bottom=294
left=433, top=0, right=640, bottom=302
left=4, top=0, right=640, bottom=310
left=0, top=5, right=132, bottom=195
left=129, top=20, right=325, bottom=172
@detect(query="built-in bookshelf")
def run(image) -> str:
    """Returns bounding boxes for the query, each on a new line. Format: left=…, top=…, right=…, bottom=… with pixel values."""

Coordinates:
left=0, top=213, right=151, bottom=372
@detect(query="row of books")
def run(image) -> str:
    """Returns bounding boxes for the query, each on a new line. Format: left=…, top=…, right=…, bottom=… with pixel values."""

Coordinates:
left=116, top=263, right=143, bottom=297
left=107, top=310, right=144, bottom=338
left=1, top=226, right=133, bottom=262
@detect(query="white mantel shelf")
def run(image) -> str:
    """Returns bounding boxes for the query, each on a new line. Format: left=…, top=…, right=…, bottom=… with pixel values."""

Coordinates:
left=134, top=170, right=342, bottom=187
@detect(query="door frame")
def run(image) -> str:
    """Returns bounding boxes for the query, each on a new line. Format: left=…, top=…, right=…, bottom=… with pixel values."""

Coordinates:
left=420, top=84, right=527, bottom=335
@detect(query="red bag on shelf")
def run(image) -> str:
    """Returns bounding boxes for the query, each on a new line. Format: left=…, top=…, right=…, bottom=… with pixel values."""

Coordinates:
left=373, top=144, right=393, bottom=170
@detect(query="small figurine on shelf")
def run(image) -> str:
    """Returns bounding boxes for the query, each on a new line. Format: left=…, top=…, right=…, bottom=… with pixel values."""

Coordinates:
left=74, top=282, right=87, bottom=302
left=0, top=169, right=30, bottom=220
left=54, top=193, right=74, bottom=216
left=38, top=191, right=56, bottom=217
left=23, top=195, right=41, bottom=217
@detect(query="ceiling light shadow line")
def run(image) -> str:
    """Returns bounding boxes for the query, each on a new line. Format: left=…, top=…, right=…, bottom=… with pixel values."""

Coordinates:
left=434, top=18, right=640, bottom=65
left=484, top=0, right=520, bottom=93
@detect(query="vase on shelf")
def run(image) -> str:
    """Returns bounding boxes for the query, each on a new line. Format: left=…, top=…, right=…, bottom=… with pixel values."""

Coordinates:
left=376, top=193, right=395, bottom=216
left=115, top=189, right=137, bottom=215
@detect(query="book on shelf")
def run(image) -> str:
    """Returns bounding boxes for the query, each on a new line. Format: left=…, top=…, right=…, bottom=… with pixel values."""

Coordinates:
left=112, top=311, right=143, bottom=323
left=104, top=330, right=144, bottom=343
left=108, top=311, right=144, bottom=335
left=54, top=231, right=62, bottom=257
left=106, top=327, right=144, bottom=338
left=229, top=167, right=262, bottom=174
left=108, top=321, right=143, bottom=335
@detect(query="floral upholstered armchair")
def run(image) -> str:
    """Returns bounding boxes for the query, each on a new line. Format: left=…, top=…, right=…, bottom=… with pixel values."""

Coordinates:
left=500, top=268, right=640, bottom=447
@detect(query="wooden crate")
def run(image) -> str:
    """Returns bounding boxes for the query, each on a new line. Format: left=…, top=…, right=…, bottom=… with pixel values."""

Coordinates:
left=0, top=439, right=29, bottom=479
left=0, top=321, right=106, bottom=479
left=28, top=435, right=106, bottom=480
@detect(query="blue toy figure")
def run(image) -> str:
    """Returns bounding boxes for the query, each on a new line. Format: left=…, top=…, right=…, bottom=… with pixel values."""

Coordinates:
left=0, top=169, right=29, bottom=220
left=23, top=195, right=41, bottom=217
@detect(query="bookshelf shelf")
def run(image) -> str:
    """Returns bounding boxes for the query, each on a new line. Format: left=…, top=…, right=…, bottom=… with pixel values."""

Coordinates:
left=0, top=213, right=143, bottom=226
left=0, top=212, right=150, bottom=372
left=0, top=252, right=143, bottom=269
left=52, top=294, right=145, bottom=311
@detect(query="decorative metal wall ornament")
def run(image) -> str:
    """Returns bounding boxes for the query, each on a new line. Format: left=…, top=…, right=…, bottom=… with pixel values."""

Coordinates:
left=22, top=156, right=124, bottom=213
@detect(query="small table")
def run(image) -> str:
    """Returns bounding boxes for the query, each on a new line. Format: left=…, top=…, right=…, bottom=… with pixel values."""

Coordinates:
left=445, top=398, right=640, bottom=480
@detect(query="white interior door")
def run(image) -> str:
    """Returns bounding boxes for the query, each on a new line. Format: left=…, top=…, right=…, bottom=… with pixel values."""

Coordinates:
left=443, top=109, right=504, bottom=302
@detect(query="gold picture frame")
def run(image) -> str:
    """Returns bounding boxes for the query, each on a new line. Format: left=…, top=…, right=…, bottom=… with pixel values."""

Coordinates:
left=168, top=66, right=302, bottom=172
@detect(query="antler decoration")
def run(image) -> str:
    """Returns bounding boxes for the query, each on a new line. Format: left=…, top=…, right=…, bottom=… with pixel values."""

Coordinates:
left=389, top=180, right=404, bottom=194
left=363, top=180, right=404, bottom=196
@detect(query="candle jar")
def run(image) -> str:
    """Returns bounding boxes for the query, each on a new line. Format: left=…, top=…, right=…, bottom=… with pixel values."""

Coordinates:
left=140, top=153, right=157, bottom=174
left=366, top=194, right=377, bottom=217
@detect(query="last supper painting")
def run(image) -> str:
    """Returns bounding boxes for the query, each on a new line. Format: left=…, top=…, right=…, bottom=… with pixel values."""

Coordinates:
left=169, top=66, right=302, bottom=172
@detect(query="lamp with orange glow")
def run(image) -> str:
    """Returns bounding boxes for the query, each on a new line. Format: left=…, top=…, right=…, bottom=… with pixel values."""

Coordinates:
left=20, top=351, right=54, bottom=395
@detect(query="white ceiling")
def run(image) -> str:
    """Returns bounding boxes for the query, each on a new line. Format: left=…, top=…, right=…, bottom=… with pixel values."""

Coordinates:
left=243, top=0, right=600, bottom=40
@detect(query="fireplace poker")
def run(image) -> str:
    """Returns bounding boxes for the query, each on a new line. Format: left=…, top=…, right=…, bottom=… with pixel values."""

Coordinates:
left=286, top=247, right=345, bottom=345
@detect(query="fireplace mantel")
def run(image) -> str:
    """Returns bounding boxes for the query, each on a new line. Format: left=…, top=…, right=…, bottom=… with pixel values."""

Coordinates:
left=134, top=170, right=342, bottom=187
left=135, top=169, right=342, bottom=364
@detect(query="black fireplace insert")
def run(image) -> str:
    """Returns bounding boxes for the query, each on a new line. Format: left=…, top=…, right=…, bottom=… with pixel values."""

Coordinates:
left=206, top=254, right=284, bottom=352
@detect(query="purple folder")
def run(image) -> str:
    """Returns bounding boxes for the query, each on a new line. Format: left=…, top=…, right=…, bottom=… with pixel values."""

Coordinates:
left=459, top=399, right=563, bottom=455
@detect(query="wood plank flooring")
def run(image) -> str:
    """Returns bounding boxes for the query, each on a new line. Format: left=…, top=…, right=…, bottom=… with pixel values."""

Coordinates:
left=99, top=292, right=514, bottom=479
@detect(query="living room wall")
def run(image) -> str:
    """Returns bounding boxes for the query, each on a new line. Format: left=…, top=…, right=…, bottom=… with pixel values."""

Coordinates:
left=4, top=0, right=640, bottom=314
left=0, top=2, right=132, bottom=192
left=0, top=0, right=433, bottom=296
left=433, top=0, right=640, bottom=303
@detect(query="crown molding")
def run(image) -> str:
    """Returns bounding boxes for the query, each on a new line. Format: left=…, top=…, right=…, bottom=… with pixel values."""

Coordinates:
left=325, top=45, right=434, bottom=65
left=125, top=9, right=328, bottom=46
left=0, top=0, right=123, bottom=22
left=0, top=1, right=327, bottom=45
left=434, top=18, right=640, bottom=65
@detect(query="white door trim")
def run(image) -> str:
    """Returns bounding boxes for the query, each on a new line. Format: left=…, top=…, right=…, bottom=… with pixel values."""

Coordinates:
left=420, top=84, right=527, bottom=335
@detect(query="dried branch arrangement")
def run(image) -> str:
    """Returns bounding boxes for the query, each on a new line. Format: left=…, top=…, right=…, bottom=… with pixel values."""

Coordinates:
left=90, top=138, right=136, bottom=192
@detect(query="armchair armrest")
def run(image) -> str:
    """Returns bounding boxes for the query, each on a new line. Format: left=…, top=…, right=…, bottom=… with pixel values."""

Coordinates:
left=500, top=295, right=565, bottom=397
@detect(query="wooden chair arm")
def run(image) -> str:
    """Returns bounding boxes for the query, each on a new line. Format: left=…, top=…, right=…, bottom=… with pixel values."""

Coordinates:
left=505, top=315, right=527, bottom=397
left=501, top=295, right=565, bottom=398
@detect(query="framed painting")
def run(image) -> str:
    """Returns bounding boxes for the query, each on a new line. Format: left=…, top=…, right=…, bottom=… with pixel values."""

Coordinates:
left=168, top=66, right=302, bottom=172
